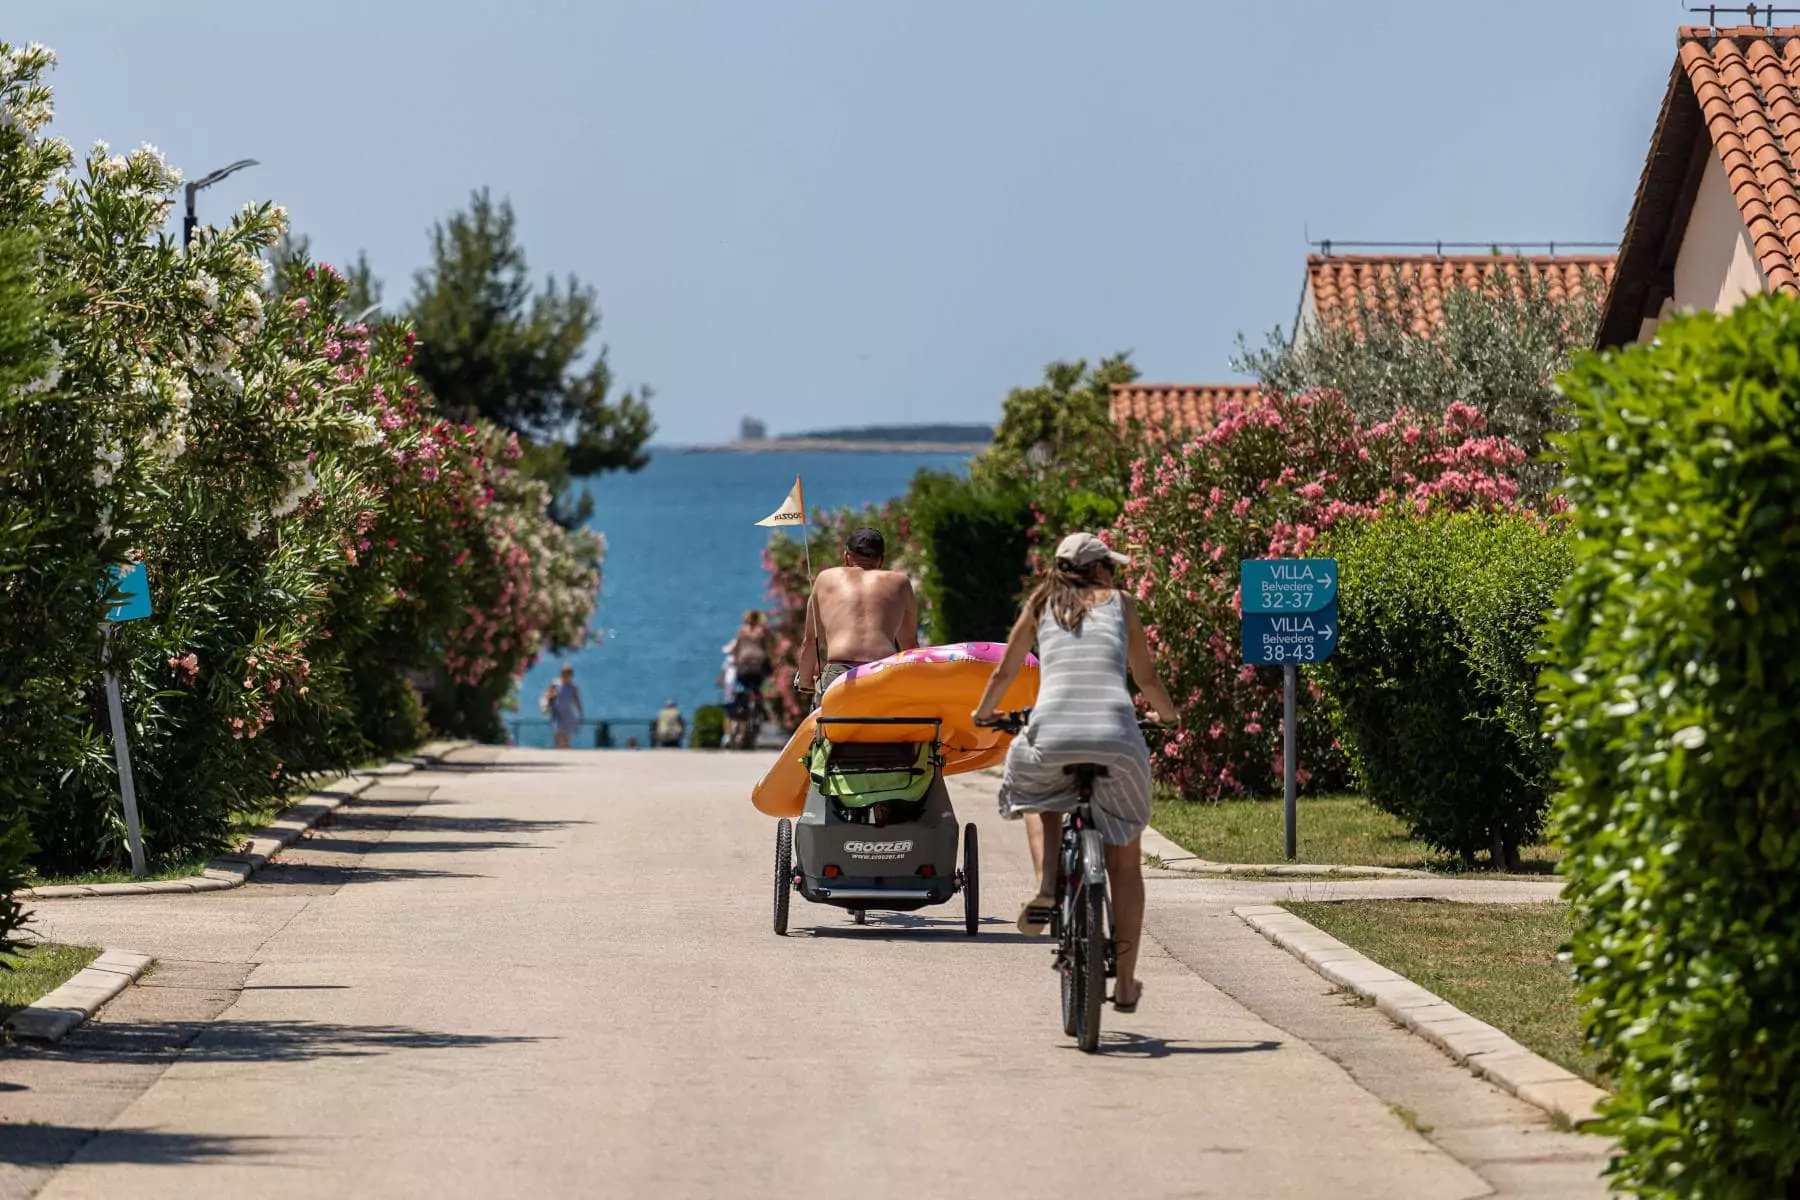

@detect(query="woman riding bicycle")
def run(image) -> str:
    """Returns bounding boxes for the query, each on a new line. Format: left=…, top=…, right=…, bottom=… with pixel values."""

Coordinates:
left=972, top=531, right=1178, bottom=1014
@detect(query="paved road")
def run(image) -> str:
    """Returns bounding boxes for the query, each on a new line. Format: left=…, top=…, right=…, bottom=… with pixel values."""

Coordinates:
left=5, top=748, right=1607, bottom=1198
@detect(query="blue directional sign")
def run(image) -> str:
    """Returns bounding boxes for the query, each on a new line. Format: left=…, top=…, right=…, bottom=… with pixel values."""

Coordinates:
left=1242, top=558, right=1337, bottom=663
left=1241, top=601, right=1338, bottom=664
left=105, top=562, right=152, bottom=623
left=1240, top=558, right=1337, bottom=614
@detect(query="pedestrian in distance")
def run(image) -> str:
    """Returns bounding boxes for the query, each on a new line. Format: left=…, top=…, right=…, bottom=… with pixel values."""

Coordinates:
left=654, top=699, right=687, bottom=748
left=542, top=664, right=584, bottom=749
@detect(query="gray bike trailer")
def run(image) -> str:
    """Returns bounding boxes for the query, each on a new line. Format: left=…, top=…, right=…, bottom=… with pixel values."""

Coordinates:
left=772, top=717, right=979, bottom=935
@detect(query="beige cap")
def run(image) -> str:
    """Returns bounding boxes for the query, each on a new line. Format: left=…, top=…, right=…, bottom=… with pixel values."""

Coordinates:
left=1055, top=531, right=1129, bottom=568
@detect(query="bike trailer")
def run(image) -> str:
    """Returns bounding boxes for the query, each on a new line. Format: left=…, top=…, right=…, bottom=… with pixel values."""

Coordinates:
left=792, top=719, right=960, bottom=910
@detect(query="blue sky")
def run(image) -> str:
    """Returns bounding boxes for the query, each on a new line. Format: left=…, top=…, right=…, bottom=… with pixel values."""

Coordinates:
left=21, top=0, right=1683, bottom=443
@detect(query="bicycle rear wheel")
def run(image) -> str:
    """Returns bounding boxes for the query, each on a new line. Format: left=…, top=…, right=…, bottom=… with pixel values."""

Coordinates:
left=1057, top=841, right=1078, bottom=1036
left=1076, top=880, right=1107, bottom=1052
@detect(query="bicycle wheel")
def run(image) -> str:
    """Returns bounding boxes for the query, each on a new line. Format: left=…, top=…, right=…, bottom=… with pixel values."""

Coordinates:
left=773, top=818, right=793, bottom=936
left=962, top=823, right=980, bottom=937
left=1076, top=879, right=1107, bottom=1052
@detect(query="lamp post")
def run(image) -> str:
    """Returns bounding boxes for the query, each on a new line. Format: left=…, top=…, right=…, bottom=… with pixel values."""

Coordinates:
left=182, top=158, right=259, bottom=247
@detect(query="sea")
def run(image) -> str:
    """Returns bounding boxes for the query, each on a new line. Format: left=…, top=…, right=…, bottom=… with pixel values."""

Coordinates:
left=510, top=449, right=972, bottom=747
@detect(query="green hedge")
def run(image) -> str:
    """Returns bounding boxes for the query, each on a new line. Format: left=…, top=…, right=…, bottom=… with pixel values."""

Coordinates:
left=1316, top=510, right=1571, bottom=867
left=1545, top=296, right=1800, bottom=1198
left=908, top=472, right=1034, bottom=644
left=691, top=705, right=725, bottom=750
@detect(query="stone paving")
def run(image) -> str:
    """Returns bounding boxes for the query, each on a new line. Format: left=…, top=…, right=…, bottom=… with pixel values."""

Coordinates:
left=0, top=749, right=1608, bottom=1198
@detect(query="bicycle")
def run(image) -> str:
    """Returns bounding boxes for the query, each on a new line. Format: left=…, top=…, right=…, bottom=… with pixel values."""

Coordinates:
left=731, top=680, right=766, bottom=750
left=977, top=708, right=1157, bottom=1053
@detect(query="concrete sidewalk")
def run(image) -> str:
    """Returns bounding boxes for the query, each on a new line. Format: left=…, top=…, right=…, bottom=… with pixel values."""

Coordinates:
left=4, top=748, right=1606, bottom=1198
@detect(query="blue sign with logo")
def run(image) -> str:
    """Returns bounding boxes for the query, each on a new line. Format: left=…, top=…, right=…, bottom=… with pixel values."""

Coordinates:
left=1240, top=558, right=1337, bottom=614
left=1241, top=601, right=1338, bottom=664
left=1241, top=558, right=1337, bottom=663
left=105, top=562, right=152, bottom=623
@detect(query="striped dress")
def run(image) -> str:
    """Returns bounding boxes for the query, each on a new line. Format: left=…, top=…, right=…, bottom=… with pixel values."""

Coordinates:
left=996, top=592, right=1153, bottom=846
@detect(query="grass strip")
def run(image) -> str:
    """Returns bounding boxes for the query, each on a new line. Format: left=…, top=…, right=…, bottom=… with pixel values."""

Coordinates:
left=1284, top=898, right=1600, bottom=1085
left=1153, top=791, right=1560, bottom=874
left=0, top=944, right=102, bottom=1020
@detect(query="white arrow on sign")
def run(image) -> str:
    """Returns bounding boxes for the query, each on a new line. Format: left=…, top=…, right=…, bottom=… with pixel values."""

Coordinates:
left=1318, top=574, right=1334, bottom=587
left=1320, top=625, right=1336, bottom=640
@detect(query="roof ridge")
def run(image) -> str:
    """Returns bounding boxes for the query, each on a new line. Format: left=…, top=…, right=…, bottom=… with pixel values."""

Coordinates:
left=1304, top=252, right=1616, bottom=263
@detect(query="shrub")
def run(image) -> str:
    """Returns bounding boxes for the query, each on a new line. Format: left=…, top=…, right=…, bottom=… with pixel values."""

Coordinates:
left=1112, top=388, right=1528, bottom=798
left=0, top=43, right=602, bottom=876
left=0, top=209, right=63, bottom=946
left=1315, top=510, right=1571, bottom=867
left=691, top=705, right=725, bottom=750
left=1544, top=296, right=1800, bottom=1198
left=907, top=472, right=1034, bottom=643
left=970, top=354, right=1141, bottom=504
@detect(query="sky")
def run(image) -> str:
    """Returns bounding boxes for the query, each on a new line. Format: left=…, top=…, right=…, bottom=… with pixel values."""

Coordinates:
left=18, top=0, right=1689, bottom=444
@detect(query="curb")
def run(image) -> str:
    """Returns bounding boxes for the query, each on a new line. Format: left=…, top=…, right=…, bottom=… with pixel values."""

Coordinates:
left=15, top=741, right=472, bottom=902
left=1235, top=904, right=1606, bottom=1128
left=4, top=948, right=152, bottom=1042
left=1140, top=823, right=1435, bottom=878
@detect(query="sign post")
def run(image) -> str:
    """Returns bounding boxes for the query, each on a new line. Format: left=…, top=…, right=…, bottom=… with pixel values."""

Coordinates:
left=103, top=562, right=153, bottom=878
left=1240, top=558, right=1339, bottom=862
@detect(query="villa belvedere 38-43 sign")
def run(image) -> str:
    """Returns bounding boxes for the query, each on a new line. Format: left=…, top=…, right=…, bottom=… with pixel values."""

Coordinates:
left=1240, top=559, right=1338, bottom=664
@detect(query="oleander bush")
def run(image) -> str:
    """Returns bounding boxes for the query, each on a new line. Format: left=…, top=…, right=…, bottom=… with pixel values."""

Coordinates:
left=1545, top=296, right=1800, bottom=1198
left=1111, top=388, right=1528, bottom=798
left=1316, top=510, right=1571, bottom=867
left=0, top=44, right=602, bottom=893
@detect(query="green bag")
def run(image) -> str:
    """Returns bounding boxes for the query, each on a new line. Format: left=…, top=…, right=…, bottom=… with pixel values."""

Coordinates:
left=806, top=739, right=937, bottom=808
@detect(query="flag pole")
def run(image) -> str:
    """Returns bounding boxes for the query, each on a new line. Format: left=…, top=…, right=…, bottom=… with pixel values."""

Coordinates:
left=797, top=475, right=812, bottom=581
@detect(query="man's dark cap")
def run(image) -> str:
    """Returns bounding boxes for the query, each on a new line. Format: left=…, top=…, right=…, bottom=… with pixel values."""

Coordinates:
left=846, top=527, right=885, bottom=561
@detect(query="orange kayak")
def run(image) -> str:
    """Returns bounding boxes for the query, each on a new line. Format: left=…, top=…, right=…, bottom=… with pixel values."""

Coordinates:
left=751, top=642, right=1039, bottom=818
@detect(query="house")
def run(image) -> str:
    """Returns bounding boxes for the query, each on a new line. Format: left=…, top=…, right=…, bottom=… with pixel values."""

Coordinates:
left=1113, top=251, right=1615, bottom=433
left=1599, top=24, right=1800, bottom=346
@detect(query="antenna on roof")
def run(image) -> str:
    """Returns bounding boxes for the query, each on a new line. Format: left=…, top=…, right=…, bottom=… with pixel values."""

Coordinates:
left=1309, top=239, right=1615, bottom=258
left=1686, top=3, right=1800, bottom=27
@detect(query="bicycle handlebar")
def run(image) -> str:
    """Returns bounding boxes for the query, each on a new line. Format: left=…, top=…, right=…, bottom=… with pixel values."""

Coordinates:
left=975, top=709, right=1169, bottom=737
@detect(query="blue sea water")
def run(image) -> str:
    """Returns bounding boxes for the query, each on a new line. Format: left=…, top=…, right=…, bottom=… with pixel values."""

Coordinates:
left=511, top=449, right=970, bottom=746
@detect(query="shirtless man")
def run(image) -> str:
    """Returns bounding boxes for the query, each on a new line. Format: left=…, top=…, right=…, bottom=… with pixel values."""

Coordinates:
left=795, top=527, right=919, bottom=708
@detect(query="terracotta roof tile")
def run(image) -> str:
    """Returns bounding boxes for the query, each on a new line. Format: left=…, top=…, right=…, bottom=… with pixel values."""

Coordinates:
left=1675, top=25, right=1800, bottom=293
left=1109, top=384, right=1260, bottom=432
left=1305, top=254, right=1616, bottom=335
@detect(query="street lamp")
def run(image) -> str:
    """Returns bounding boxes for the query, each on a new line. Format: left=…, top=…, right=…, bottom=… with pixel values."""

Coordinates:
left=182, top=158, right=258, bottom=247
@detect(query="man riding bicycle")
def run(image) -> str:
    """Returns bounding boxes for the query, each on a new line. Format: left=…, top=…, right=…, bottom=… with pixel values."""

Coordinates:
left=972, top=532, right=1178, bottom=1015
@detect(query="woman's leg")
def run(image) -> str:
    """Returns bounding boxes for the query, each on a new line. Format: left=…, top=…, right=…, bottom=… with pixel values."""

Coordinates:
left=1104, top=837, right=1146, bottom=1006
left=553, top=729, right=571, bottom=749
left=1022, top=812, right=1061, bottom=898
left=1036, top=814, right=1061, bottom=898
left=1023, top=812, right=1046, bottom=893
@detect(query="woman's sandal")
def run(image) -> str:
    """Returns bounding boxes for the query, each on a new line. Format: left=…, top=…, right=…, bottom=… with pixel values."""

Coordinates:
left=1016, top=895, right=1055, bottom=935
left=1112, top=981, right=1145, bottom=1013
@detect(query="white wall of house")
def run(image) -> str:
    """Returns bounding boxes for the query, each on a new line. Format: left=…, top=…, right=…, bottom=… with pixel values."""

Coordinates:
left=1640, top=151, right=1769, bottom=341
left=1289, top=276, right=1319, bottom=352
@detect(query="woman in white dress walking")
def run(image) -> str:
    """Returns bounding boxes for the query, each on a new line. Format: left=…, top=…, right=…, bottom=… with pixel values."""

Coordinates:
left=973, top=532, right=1178, bottom=1014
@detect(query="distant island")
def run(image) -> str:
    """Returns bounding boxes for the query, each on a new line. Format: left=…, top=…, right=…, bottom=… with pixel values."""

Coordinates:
left=660, top=421, right=994, bottom=455
left=778, top=422, right=993, bottom=445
